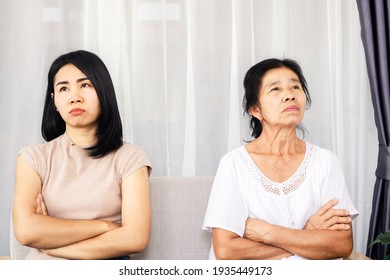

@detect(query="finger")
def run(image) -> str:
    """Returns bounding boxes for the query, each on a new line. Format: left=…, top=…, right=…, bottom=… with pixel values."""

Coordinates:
left=35, top=195, right=42, bottom=214
left=316, top=198, right=339, bottom=216
left=325, top=215, right=352, bottom=228
left=41, top=201, right=48, bottom=216
left=328, top=223, right=350, bottom=231
left=321, top=208, right=350, bottom=222
left=38, top=193, right=48, bottom=216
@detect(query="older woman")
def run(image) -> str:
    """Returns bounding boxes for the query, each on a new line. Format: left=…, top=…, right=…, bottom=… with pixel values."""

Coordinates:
left=203, top=58, right=358, bottom=260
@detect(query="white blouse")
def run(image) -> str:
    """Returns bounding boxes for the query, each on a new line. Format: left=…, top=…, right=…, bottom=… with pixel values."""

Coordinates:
left=202, top=143, right=358, bottom=259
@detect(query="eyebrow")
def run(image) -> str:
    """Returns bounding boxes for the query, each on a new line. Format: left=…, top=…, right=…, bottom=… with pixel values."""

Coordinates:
left=55, top=77, right=90, bottom=87
left=265, top=78, right=301, bottom=88
left=290, top=78, right=301, bottom=83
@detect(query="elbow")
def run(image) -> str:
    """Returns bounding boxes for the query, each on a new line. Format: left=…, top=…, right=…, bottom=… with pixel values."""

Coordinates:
left=212, top=228, right=241, bottom=260
left=339, top=229, right=354, bottom=259
left=13, top=216, right=44, bottom=248
left=123, top=231, right=150, bottom=254
left=327, top=231, right=354, bottom=259
left=339, top=238, right=353, bottom=259
left=15, top=233, right=30, bottom=247
left=14, top=226, right=35, bottom=247
left=214, top=245, right=235, bottom=260
left=13, top=213, right=41, bottom=248
left=134, top=235, right=150, bottom=253
left=135, top=227, right=150, bottom=253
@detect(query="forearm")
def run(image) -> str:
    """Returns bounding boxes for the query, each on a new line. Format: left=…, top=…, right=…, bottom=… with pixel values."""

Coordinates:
left=45, top=225, right=149, bottom=259
left=263, top=224, right=353, bottom=259
left=212, top=228, right=292, bottom=260
left=13, top=213, right=116, bottom=249
left=218, top=238, right=292, bottom=260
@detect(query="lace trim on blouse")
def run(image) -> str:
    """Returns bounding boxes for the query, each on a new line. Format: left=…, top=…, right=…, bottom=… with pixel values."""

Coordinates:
left=240, top=143, right=316, bottom=196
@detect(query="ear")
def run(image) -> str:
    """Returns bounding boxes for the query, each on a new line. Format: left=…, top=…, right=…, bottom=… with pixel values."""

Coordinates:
left=249, top=105, right=263, bottom=121
left=51, top=93, right=58, bottom=111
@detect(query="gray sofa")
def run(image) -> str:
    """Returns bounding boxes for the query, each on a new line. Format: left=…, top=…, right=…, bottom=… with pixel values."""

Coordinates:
left=10, top=176, right=214, bottom=260
left=8, top=176, right=369, bottom=260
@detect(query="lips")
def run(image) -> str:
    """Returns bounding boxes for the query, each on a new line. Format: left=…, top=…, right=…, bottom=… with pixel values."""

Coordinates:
left=69, top=108, right=86, bottom=115
left=283, top=105, right=299, bottom=112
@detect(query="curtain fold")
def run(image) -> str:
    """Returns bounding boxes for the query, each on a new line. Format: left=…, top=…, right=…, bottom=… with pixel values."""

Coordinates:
left=356, top=0, right=390, bottom=259
left=228, top=0, right=240, bottom=152
left=182, top=0, right=196, bottom=176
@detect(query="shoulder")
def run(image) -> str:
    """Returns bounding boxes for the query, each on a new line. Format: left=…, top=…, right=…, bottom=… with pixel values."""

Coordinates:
left=218, top=146, right=246, bottom=165
left=215, top=146, right=248, bottom=175
left=310, top=143, right=340, bottom=163
left=114, top=142, right=149, bottom=159
left=18, top=136, right=62, bottom=159
left=112, top=142, right=152, bottom=177
left=16, top=136, right=64, bottom=176
left=307, top=143, right=343, bottom=173
left=18, top=142, right=46, bottom=157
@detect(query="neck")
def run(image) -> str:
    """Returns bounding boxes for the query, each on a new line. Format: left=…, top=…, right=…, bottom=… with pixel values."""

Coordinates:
left=65, top=126, right=97, bottom=147
left=255, top=125, right=302, bottom=156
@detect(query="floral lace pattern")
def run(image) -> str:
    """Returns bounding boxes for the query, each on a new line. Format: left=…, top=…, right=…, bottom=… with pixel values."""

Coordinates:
left=240, top=143, right=315, bottom=196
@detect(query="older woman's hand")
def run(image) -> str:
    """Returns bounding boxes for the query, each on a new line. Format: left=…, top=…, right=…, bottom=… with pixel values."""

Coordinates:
left=304, top=198, right=351, bottom=230
left=244, top=218, right=273, bottom=243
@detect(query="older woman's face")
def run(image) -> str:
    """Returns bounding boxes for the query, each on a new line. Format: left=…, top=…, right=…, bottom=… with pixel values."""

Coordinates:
left=251, top=67, right=306, bottom=129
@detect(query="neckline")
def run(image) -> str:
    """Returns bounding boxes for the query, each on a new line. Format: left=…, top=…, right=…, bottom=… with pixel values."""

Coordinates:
left=63, top=132, right=95, bottom=149
left=240, top=142, right=313, bottom=191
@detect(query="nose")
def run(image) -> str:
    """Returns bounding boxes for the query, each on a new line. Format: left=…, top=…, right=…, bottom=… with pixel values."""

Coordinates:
left=283, top=93, right=296, bottom=103
left=69, top=90, right=83, bottom=104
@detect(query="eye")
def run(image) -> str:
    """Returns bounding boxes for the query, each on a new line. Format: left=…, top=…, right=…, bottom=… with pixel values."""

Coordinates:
left=292, top=85, right=301, bottom=90
left=270, top=87, right=280, bottom=92
left=81, top=83, right=93, bottom=89
left=59, top=87, right=68, bottom=92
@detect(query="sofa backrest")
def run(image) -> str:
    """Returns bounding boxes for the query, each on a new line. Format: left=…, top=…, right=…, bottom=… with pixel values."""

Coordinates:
left=133, top=176, right=214, bottom=260
left=10, top=176, right=214, bottom=260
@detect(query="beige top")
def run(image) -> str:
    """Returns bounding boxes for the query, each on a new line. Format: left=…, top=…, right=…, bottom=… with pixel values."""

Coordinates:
left=18, top=133, right=152, bottom=259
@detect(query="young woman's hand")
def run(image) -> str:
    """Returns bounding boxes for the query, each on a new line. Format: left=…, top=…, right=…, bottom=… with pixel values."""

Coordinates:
left=35, top=193, right=48, bottom=216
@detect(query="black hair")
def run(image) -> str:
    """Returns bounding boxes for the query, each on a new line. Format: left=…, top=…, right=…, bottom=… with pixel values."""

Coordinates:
left=243, top=58, right=311, bottom=139
left=41, top=50, right=123, bottom=157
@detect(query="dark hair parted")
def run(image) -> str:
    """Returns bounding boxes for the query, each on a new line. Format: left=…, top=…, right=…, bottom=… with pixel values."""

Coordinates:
left=41, top=50, right=123, bottom=158
left=243, top=58, right=311, bottom=139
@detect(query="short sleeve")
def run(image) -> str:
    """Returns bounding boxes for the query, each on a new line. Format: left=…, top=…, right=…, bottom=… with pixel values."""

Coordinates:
left=320, top=150, right=359, bottom=220
left=117, top=144, right=152, bottom=182
left=202, top=153, right=249, bottom=237
left=17, top=146, right=45, bottom=181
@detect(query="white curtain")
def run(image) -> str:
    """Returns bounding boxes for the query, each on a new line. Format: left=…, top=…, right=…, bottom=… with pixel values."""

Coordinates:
left=0, top=0, right=376, bottom=256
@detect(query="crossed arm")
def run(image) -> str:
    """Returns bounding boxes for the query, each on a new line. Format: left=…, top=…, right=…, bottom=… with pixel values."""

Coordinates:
left=12, top=155, right=151, bottom=259
left=212, top=199, right=353, bottom=260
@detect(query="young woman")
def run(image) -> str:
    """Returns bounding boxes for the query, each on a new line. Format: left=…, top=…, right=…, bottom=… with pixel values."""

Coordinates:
left=12, top=50, right=151, bottom=260
left=203, top=58, right=358, bottom=260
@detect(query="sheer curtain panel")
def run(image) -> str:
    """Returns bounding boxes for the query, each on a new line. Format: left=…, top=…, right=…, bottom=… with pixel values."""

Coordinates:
left=0, top=0, right=376, bottom=257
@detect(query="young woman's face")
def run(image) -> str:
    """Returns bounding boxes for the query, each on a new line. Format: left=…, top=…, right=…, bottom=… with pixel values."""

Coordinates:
left=53, top=64, right=101, bottom=131
left=250, top=67, right=307, bottom=129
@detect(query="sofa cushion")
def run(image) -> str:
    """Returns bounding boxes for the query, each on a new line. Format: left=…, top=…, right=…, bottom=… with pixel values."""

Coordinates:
left=133, top=176, right=213, bottom=260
